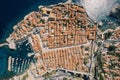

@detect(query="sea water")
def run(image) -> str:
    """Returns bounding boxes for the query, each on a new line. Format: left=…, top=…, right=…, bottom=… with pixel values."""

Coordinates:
left=0, top=0, right=66, bottom=78
left=0, top=0, right=119, bottom=79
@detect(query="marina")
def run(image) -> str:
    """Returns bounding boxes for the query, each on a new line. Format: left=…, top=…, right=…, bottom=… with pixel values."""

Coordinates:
left=0, top=0, right=120, bottom=79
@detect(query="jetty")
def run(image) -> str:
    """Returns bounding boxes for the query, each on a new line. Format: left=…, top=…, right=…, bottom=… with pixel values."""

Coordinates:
left=0, top=41, right=16, bottom=50
left=0, top=43, right=8, bottom=47
left=8, top=56, right=12, bottom=71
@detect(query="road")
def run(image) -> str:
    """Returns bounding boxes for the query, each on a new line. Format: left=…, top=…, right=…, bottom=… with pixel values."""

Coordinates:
left=104, top=39, right=120, bottom=43
left=89, top=41, right=96, bottom=80
left=58, top=68, right=90, bottom=76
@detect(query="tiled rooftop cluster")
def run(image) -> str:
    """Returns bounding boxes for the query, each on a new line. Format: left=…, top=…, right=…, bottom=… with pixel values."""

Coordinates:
left=8, top=2, right=97, bottom=77
left=39, top=2, right=96, bottom=49
left=10, top=11, right=42, bottom=41
left=110, top=27, right=120, bottom=40
left=98, top=28, right=120, bottom=80
left=30, top=34, right=42, bottom=52
left=32, top=45, right=90, bottom=76
left=9, top=2, right=96, bottom=45
left=101, top=54, right=120, bottom=80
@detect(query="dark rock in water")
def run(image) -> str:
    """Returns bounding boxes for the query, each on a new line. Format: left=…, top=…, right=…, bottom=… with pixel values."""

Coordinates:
left=110, top=5, right=120, bottom=24
left=10, top=49, right=15, bottom=51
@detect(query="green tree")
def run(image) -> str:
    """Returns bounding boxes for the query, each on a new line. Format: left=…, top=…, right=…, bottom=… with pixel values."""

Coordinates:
left=22, top=74, right=28, bottom=80
left=104, top=32, right=112, bottom=39
left=84, top=58, right=87, bottom=65
left=63, top=77, right=68, bottom=80
left=99, top=73, right=104, bottom=80
left=108, top=46, right=116, bottom=52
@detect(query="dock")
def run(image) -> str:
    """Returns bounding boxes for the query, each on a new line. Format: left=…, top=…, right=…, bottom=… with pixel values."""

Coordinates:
left=0, top=38, right=16, bottom=50
left=8, top=56, right=12, bottom=71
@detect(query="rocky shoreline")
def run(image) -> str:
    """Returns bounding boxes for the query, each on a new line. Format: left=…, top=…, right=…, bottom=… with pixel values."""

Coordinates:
left=0, top=38, right=16, bottom=50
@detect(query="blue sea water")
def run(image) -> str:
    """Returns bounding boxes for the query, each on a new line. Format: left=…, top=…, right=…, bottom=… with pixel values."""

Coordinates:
left=0, top=0, right=66, bottom=78
left=0, top=0, right=66, bottom=42
left=0, top=0, right=119, bottom=79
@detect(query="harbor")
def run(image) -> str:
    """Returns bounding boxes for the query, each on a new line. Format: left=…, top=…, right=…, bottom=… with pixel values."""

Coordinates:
left=0, top=39, right=35, bottom=78
left=0, top=0, right=120, bottom=79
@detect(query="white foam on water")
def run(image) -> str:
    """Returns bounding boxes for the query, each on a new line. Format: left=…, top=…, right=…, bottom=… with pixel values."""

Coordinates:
left=76, top=0, right=119, bottom=21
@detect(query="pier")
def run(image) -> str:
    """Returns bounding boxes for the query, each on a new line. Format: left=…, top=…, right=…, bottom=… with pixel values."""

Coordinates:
left=8, top=56, right=12, bottom=71
left=0, top=43, right=8, bottom=47
left=0, top=42, right=16, bottom=50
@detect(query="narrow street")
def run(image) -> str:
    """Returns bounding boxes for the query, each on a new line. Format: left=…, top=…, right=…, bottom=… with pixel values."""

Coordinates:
left=89, top=41, right=96, bottom=80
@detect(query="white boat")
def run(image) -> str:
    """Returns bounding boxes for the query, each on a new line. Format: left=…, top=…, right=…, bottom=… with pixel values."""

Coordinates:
left=27, top=53, right=35, bottom=57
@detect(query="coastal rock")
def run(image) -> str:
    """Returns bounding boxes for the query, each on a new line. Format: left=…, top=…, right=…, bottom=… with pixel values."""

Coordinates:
left=109, top=5, right=120, bottom=24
